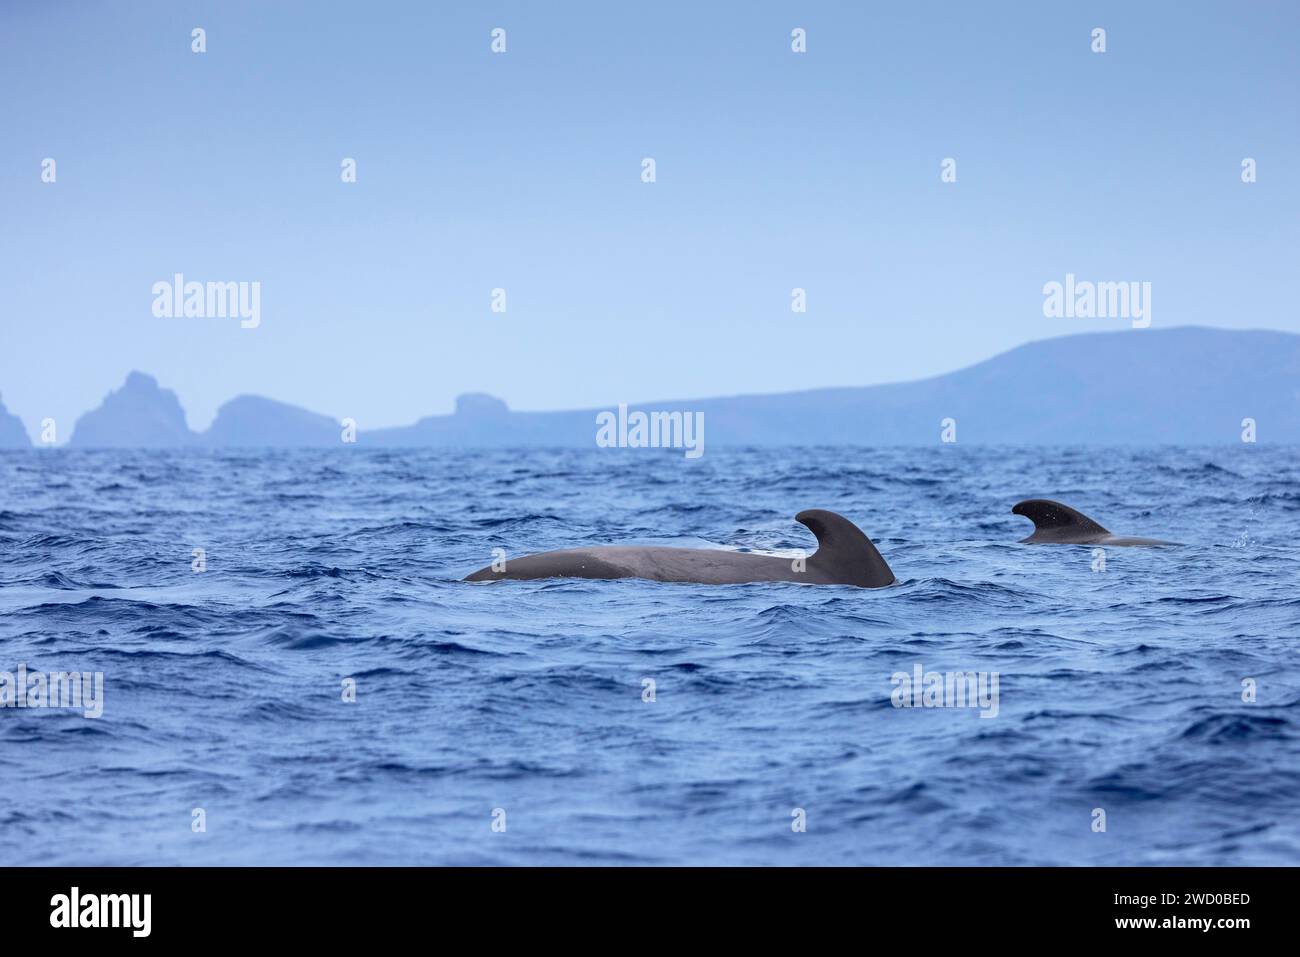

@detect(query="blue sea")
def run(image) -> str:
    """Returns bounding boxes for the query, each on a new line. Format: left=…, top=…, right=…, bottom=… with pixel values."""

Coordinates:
left=1, top=446, right=1296, bottom=866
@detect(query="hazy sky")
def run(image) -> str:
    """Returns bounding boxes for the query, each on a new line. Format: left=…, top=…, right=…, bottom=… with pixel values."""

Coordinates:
left=1, top=1, right=1296, bottom=436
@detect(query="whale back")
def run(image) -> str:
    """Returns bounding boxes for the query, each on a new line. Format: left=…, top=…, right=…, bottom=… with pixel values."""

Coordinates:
left=797, top=509, right=895, bottom=587
left=463, top=509, right=896, bottom=588
left=1012, top=499, right=1110, bottom=543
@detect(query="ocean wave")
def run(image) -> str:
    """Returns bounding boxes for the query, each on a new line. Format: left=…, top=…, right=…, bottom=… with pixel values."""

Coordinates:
left=2, top=445, right=1297, bottom=865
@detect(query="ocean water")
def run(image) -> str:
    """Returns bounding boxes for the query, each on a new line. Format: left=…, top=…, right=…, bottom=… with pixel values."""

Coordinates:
left=0, top=446, right=1296, bottom=866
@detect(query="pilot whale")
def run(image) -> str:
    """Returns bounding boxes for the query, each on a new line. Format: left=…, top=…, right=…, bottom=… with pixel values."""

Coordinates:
left=1012, top=499, right=1173, bottom=546
left=465, top=509, right=895, bottom=588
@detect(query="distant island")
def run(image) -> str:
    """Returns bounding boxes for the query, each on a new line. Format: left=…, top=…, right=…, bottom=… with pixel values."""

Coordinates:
left=1, top=327, right=1296, bottom=448
left=0, top=394, right=28, bottom=448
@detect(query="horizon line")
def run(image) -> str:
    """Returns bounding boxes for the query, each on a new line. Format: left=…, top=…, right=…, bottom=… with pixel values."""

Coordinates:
left=2, top=322, right=1294, bottom=444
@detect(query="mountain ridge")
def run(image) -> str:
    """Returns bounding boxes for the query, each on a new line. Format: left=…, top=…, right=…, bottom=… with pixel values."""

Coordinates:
left=0, top=393, right=30, bottom=448
left=1, top=326, right=1293, bottom=448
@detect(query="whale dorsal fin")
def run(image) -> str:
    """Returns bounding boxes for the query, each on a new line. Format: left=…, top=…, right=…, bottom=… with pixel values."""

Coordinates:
left=796, top=509, right=895, bottom=587
left=1012, top=499, right=1109, bottom=542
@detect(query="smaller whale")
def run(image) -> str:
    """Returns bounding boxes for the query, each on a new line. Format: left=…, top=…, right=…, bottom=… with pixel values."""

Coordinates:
left=464, top=509, right=895, bottom=588
left=1012, top=499, right=1174, bottom=546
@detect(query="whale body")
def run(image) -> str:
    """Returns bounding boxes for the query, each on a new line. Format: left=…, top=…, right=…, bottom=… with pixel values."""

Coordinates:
left=464, top=509, right=895, bottom=588
left=1012, top=499, right=1173, bottom=546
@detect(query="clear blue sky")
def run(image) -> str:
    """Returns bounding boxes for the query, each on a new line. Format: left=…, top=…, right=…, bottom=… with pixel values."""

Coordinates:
left=1, top=1, right=1296, bottom=435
